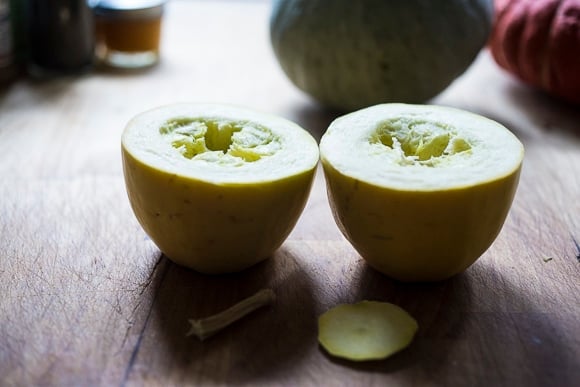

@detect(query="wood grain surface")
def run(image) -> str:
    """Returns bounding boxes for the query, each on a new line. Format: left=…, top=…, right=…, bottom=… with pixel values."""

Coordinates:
left=1, top=1, right=579, bottom=386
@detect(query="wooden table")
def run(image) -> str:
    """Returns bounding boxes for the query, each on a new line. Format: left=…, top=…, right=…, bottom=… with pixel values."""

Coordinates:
left=1, top=1, right=579, bottom=385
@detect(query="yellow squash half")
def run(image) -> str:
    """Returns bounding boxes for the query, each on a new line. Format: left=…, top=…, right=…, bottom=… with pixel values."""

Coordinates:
left=319, top=104, right=524, bottom=282
left=122, top=104, right=319, bottom=274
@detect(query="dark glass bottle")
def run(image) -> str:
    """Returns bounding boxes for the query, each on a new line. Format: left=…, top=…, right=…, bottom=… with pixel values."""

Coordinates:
left=0, top=0, right=18, bottom=84
left=26, top=0, right=95, bottom=77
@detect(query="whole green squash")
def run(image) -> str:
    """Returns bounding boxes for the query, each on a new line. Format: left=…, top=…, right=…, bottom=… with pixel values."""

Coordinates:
left=270, top=0, right=494, bottom=111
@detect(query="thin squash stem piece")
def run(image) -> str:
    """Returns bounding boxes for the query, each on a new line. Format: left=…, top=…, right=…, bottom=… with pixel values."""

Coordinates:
left=186, top=288, right=276, bottom=341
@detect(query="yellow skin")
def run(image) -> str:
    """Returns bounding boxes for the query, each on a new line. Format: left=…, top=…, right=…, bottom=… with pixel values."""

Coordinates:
left=322, top=161, right=521, bottom=282
left=320, top=104, right=524, bottom=282
left=123, top=152, right=315, bottom=273
left=122, top=104, right=318, bottom=274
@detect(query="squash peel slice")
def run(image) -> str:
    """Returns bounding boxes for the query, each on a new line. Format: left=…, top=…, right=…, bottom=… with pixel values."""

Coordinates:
left=318, top=301, right=418, bottom=361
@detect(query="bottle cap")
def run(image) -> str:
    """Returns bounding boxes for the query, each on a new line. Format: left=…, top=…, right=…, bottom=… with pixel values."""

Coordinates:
left=93, top=0, right=165, bottom=19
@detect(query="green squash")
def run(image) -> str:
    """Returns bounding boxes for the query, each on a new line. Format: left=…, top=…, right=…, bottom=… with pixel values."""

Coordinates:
left=270, top=0, right=494, bottom=111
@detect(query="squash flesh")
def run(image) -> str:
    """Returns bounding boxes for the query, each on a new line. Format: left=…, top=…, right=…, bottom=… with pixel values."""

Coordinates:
left=318, top=301, right=418, bottom=361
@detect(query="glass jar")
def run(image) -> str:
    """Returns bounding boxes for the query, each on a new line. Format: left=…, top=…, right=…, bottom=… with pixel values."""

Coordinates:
left=94, top=0, right=165, bottom=69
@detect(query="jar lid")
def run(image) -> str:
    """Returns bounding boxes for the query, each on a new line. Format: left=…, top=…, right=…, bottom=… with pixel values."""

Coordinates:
left=93, top=0, right=166, bottom=19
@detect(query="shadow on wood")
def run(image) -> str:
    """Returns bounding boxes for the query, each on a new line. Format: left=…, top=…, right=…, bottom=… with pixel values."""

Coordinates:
left=324, top=260, right=579, bottom=386
left=133, top=247, right=317, bottom=384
